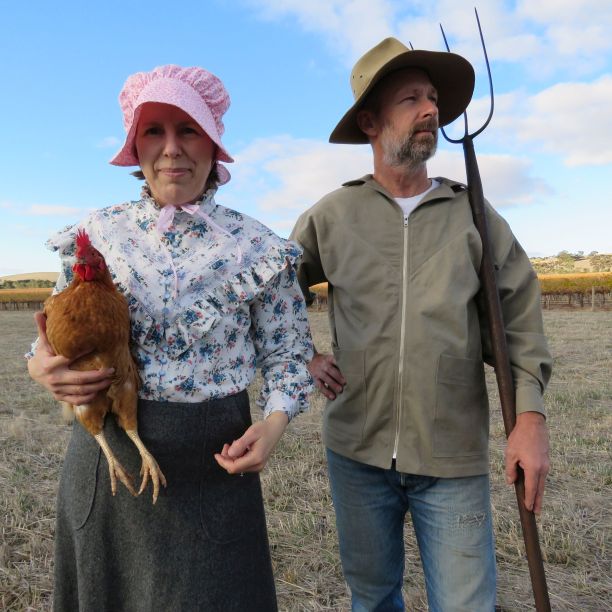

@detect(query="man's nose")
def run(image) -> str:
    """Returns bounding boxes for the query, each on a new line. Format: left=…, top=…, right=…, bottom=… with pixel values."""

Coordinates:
left=422, top=99, right=438, bottom=119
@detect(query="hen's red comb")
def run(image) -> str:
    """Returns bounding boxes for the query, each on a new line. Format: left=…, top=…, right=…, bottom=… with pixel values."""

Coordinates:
left=75, top=228, right=91, bottom=249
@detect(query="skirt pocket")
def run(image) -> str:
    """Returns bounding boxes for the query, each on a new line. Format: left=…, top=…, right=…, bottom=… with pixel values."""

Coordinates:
left=198, top=393, right=265, bottom=544
left=59, top=422, right=101, bottom=531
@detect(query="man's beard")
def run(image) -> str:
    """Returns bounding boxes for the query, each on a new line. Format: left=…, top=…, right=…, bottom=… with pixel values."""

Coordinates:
left=381, top=120, right=438, bottom=168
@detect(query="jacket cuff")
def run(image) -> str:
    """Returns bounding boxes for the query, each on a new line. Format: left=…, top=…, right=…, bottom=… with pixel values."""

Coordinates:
left=515, top=384, right=546, bottom=418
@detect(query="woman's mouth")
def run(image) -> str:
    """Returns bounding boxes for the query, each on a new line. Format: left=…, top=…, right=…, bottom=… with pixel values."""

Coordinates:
left=159, top=168, right=190, bottom=177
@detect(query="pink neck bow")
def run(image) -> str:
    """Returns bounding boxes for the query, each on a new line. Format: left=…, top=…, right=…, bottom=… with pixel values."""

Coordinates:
left=156, top=203, right=243, bottom=264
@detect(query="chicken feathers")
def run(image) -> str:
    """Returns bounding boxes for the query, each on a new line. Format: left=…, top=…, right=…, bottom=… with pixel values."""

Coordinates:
left=44, top=229, right=166, bottom=503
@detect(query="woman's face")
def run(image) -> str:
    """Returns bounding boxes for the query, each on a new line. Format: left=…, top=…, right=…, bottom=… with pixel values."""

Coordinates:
left=135, top=102, right=215, bottom=206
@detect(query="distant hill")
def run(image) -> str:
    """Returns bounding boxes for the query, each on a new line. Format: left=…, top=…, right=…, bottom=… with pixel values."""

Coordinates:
left=0, top=272, right=59, bottom=289
left=0, top=272, right=59, bottom=283
left=1, top=252, right=610, bottom=289
left=530, top=252, right=612, bottom=274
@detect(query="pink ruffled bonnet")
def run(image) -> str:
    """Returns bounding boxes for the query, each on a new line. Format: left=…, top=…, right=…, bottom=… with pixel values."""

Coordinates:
left=110, top=65, right=233, bottom=185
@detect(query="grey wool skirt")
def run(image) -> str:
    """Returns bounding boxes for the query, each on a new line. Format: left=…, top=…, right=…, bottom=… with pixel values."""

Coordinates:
left=53, top=390, right=278, bottom=612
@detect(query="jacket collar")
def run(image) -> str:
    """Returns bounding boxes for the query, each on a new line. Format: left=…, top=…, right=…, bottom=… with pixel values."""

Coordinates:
left=342, top=174, right=466, bottom=206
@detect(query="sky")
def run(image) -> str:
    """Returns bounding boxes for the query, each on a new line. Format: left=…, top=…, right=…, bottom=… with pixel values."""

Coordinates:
left=1, top=0, right=611, bottom=275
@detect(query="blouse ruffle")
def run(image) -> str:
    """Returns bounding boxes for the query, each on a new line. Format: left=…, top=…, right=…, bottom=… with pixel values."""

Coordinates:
left=44, top=188, right=313, bottom=417
left=46, top=192, right=301, bottom=360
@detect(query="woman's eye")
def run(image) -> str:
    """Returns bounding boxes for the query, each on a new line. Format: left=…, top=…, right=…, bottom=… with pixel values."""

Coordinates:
left=144, top=126, right=162, bottom=136
left=180, top=126, right=198, bottom=135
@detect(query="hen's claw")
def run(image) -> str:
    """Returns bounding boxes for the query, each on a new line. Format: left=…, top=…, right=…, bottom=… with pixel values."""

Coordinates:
left=94, top=432, right=137, bottom=497
left=126, top=429, right=167, bottom=504
left=137, top=452, right=167, bottom=504
left=109, top=459, right=137, bottom=497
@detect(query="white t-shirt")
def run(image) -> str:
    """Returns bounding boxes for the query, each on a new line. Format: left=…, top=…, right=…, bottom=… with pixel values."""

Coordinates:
left=395, top=179, right=440, bottom=217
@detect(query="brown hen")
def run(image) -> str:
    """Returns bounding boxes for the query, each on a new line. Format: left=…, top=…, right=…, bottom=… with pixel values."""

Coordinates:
left=44, top=229, right=166, bottom=503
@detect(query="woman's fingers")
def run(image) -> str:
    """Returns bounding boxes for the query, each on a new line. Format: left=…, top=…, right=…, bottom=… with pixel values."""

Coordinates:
left=215, top=413, right=289, bottom=474
left=51, top=377, right=114, bottom=397
left=59, top=393, right=98, bottom=406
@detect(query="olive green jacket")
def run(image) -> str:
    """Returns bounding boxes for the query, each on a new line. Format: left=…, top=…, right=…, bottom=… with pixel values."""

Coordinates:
left=290, top=175, right=552, bottom=477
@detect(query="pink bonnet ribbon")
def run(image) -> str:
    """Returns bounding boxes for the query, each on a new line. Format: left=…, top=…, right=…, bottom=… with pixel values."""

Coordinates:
left=156, top=203, right=244, bottom=298
left=156, top=204, right=242, bottom=263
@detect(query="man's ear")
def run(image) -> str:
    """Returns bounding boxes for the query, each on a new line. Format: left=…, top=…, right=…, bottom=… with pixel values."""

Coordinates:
left=356, top=109, right=378, bottom=138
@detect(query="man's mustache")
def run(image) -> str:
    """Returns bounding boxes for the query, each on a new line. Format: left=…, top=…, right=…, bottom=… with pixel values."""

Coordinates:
left=411, top=120, right=439, bottom=135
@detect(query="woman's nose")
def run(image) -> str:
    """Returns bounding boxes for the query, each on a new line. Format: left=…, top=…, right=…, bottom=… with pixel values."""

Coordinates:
left=163, top=131, right=181, bottom=157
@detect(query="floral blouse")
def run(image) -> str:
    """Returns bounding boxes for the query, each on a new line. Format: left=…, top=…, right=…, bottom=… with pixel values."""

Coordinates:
left=34, top=186, right=314, bottom=420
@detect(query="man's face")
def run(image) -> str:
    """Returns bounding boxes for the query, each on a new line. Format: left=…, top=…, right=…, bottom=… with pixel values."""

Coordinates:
left=374, top=69, right=439, bottom=168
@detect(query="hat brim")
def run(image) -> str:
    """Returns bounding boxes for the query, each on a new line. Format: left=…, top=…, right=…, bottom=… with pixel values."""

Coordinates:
left=329, top=50, right=475, bottom=144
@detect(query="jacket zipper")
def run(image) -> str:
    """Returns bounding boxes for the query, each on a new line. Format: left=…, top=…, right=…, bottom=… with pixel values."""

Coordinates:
left=393, top=214, right=409, bottom=460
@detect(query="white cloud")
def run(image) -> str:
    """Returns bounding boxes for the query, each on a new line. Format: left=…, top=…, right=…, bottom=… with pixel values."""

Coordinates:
left=479, top=75, right=612, bottom=166
left=517, top=0, right=612, bottom=29
left=246, top=0, right=395, bottom=62
left=246, top=0, right=612, bottom=78
left=223, top=136, right=372, bottom=233
left=221, top=134, right=549, bottom=240
left=430, top=150, right=552, bottom=207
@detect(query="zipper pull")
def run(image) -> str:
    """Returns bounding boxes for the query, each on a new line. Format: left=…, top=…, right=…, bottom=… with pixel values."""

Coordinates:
left=403, top=214, right=408, bottom=227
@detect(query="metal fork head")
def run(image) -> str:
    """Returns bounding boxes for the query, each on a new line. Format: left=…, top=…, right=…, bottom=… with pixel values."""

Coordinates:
left=439, top=7, right=494, bottom=143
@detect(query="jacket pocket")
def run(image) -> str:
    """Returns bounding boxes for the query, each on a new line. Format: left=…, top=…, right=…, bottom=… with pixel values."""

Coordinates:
left=432, top=353, right=489, bottom=458
left=324, top=349, right=366, bottom=442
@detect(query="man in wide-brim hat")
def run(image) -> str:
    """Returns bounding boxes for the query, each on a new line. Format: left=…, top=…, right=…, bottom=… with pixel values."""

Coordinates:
left=291, top=38, right=552, bottom=610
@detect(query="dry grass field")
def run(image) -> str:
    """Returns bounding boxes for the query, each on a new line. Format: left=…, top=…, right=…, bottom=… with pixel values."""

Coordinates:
left=1, top=310, right=610, bottom=611
left=0, top=289, right=52, bottom=303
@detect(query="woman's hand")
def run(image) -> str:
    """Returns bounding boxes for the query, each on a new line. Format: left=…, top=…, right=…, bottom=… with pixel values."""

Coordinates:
left=27, top=312, right=115, bottom=405
left=214, top=411, right=289, bottom=474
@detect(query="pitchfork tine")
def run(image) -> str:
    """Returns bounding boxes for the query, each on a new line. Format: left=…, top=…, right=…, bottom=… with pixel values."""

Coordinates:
left=440, top=7, right=494, bottom=142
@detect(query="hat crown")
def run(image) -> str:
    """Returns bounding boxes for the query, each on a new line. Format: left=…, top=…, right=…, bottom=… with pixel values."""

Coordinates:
left=331, top=37, right=475, bottom=144
left=118, top=65, right=231, bottom=136
left=350, top=38, right=411, bottom=101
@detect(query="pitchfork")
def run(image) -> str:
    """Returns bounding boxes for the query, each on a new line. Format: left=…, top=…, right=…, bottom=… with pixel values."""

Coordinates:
left=438, top=8, right=552, bottom=612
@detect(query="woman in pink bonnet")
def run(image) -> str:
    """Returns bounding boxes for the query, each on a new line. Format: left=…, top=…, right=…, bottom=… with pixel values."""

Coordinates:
left=27, top=65, right=314, bottom=611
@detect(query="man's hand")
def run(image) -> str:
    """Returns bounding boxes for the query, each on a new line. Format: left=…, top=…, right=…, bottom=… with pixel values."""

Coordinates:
left=214, top=411, right=289, bottom=474
left=309, top=352, right=346, bottom=400
left=505, top=411, right=550, bottom=515
left=27, top=311, right=115, bottom=405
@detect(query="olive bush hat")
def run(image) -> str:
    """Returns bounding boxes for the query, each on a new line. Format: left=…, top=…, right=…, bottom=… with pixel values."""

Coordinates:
left=329, top=37, right=475, bottom=144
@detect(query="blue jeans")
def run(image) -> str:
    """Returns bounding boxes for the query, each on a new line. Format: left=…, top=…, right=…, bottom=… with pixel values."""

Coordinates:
left=326, top=449, right=496, bottom=612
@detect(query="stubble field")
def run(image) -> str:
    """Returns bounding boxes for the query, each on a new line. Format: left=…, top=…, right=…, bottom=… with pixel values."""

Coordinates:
left=0, top=309, right=610, bottom=611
